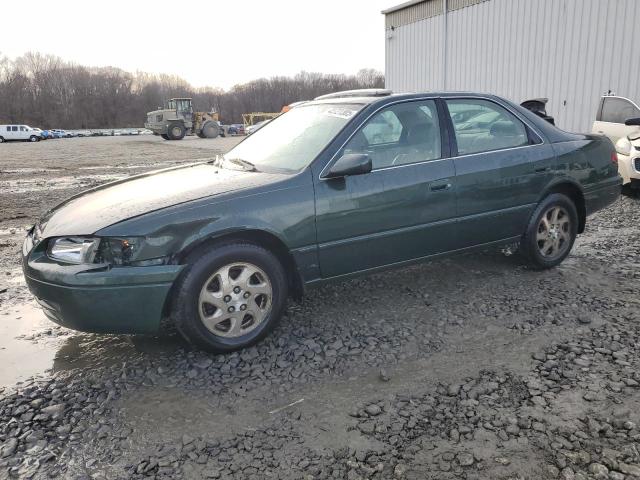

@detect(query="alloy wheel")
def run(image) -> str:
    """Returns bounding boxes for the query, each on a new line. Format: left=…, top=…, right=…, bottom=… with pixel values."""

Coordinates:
left=198, top=262, right=272, bottom=338
left=536, top=206, right=571, bottom=259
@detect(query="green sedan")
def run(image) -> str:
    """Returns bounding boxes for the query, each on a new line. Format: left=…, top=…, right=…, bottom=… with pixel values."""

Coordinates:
left=22, top=90, right=622, bottom=352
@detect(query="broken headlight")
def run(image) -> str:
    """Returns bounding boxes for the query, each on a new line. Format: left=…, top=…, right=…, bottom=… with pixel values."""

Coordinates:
left=47, top=237, right=166, bottom=267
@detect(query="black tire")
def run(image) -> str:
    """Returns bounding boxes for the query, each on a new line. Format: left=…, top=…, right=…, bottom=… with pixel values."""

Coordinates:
left=160, top=134, right=170, bottom=140
left=166, top=122, right=186, bottom=140
left=171, top=243, right=288, bottom=352
left=201, top=121, right=219, bottom=139
left=29, top=135, right=39, bottom=142
left=521, top=193, right=578, bottom=269
left=0, top=137, right=4, bottom=143
left=196, top=131, right=206, bottom=139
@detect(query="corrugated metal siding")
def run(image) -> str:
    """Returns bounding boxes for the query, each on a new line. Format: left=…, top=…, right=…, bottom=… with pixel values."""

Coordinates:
left=385, top=0, right=443, bottom=29
left=385, top=0, right=640, bottom=132
left=447, top=0, right=490, bottom=12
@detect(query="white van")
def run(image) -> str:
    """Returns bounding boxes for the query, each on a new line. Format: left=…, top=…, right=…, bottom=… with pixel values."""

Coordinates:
left=0, top=125, right=43, bottom=143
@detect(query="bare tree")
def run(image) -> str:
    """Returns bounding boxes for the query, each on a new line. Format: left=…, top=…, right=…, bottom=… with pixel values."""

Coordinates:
left=0, top=52, right=384, bottom=128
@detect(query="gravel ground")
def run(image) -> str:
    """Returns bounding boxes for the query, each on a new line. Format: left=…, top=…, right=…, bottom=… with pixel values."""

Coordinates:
left=0, top=136, right=639, bottom=479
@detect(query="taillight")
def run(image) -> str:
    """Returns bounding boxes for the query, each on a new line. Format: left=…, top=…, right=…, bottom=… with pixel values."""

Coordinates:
left=611, top=151, right=618, bottom=164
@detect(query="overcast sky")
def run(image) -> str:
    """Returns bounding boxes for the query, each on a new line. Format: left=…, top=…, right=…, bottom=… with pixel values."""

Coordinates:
left=0, top=0, right=394, bottom=90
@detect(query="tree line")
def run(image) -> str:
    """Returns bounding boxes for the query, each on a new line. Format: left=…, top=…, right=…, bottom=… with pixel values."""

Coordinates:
left=0, top=52, right=384, bottom=129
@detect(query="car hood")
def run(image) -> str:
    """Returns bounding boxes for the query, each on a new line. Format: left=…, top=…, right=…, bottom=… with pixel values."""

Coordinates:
left=37, top=163, right=286, bottom=237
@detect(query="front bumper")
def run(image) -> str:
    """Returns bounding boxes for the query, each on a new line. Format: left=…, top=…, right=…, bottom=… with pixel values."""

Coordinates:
left=22, top=236, right=184, bottom=334
left=616, top=151, right=640, bottom=185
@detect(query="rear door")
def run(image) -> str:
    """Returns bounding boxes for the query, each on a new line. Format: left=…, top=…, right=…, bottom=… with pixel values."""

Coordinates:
left=444, top=97, right=556, bottom=248
left=314, top=99, right=457, bottom=278
left=593, top=96, right=640, bottom=142
left=18, top=126, right=29, bottom=140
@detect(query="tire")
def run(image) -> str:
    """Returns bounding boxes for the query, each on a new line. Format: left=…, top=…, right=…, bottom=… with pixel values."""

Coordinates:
left=166, top=122, right=186, bottom=140
left=521, top=193, right=578, bottom=269
left=0, top=137, right=4, bottom=143
left=196, top=131, right=206, bottom=139
left=29, top=135, right=39, bottom=142
left=201, top=121, right=219, bottom=139
left=171, top=243, right=288, bottom=352
left=160, top=134, right=170, bottom=140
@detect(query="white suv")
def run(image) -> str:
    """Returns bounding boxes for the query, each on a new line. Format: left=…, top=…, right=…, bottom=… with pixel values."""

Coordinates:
left=592, top=95, right=640, bottom=191
left=0, top=125, right=43, bottom=143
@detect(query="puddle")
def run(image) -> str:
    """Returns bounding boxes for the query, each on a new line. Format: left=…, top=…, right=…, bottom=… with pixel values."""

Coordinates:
left=0, top=303, right=63, bottom=387
left=0, top=168, right=63, bottom=174
left=0, top=174, right=126, bottom=194
left=78, top=162, right=177, bottom=170
left=0, top=302, right=187, bottom=388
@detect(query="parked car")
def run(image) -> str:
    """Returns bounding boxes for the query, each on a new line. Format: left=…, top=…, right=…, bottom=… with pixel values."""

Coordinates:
left=592, top=95, right=640, bottom=191
left=22, top=90, right=621, bottom=352
left=49, top=129, right=64, bottom=139
left=245, top=119, right=272, bottom=135
left=227, top=124, right=245, bottom=135
left=0, top=125, right=42, bottom=142
left=31, top=128, right=47, bottom=139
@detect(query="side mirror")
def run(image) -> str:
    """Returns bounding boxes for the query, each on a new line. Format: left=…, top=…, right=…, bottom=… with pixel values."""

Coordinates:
left=624, top=117, right=640, bottom=126
left=325, top=153, right=372, bottom=179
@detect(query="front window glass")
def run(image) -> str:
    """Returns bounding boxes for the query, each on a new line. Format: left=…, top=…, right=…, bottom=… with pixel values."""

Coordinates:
left=222, top=103, right=363, bottom=173
left=342, top=100, right=441, bottom=170
left=167, top=100, right=176, bottom=110
left=446, top=99, right=529, bottom=155
left=601, top=97, right=640, bottom=124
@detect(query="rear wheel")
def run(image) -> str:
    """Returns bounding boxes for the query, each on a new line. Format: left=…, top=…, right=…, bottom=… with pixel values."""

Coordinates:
left=0, top=137, right=4, bottom=143
left=167, top=122, right=186, bottom=140
left=171, top=243, right=288, bottom=352
left=521, top=193, right=578, bottom=269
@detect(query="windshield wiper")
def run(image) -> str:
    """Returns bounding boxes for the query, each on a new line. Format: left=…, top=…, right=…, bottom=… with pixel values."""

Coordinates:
left=226, top=157, right=258, bottom=172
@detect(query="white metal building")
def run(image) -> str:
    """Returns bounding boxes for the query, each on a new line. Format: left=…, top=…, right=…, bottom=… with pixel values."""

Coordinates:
left=383, top=0, right=640, bottom=132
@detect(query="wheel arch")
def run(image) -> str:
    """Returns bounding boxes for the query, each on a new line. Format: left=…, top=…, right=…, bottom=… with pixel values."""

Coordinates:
left=174, top=228, right=304, bottom=300
left=539, top=179, right=586, bottom=233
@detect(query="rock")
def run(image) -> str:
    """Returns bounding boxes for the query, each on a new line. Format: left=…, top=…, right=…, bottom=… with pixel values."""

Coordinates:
left=394, top=463, right=407, bottom=477
left=588, top=463, right=608, bottom=476
left=41, top=403, right=65, bottom=419
left=619, top=463, right=640, bottom=476
left=577, top=315, right=593, bottom=325
left=457, top=452, right=474, bottom=466
left=494, top=457, right=511, bottom=466
left=1, top=438, right=18, bottom=458
left=379, top=369, right=390, bottom=382
left=365, top=404, right=382, bottom=416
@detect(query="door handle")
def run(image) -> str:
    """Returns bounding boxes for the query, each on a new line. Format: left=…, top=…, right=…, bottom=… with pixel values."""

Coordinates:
left=430, top=182, right=452, bottom=192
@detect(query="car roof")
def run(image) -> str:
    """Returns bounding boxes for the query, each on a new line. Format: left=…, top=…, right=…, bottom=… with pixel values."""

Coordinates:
left=304, top=91, right=503, bottom=108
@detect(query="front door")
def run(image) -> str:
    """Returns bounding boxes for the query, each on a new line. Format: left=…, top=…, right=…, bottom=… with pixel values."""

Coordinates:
left=444, top=97, right=556, bottom=248
left=593, top=96, right=640, bottom=143
left=314, top=99, right=457, bottom=278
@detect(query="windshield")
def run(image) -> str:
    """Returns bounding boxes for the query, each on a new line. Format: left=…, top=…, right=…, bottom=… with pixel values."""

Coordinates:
left=223, top=103, right=364, bottom=173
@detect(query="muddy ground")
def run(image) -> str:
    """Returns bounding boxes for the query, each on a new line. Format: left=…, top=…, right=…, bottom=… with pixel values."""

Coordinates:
left=0, top=135, right=639, bottom=480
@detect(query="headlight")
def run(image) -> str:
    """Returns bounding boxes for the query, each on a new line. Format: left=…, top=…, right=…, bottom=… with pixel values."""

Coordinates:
left=47, top=237, right=100, bottom=264
left=616, top=137, right=631, bottom=157
left=47, top=237, right=167, bottom=266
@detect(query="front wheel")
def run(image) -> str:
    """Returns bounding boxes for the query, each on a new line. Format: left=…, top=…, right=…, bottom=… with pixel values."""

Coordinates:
left=521, top=193, right=578, bottom=269
left=166, top=122, right=186, bottom=140
left=29, top=135, right=39, bottom=142
left=160, top=134, right=170, bottom=140
left=171, top=243, right=288, bottom=352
